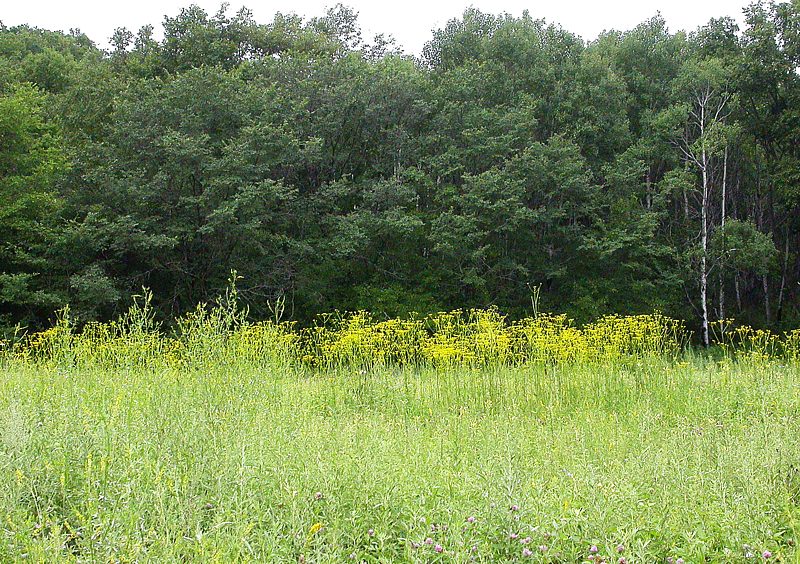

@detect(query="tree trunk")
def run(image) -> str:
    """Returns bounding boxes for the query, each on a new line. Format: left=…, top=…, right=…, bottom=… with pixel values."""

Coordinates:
left=719, top=145, right=727, bottom=332
left=700, top=102, right=710, bottom=348
left=756, top=171, right=771, bottom=325
left=777, top=224, right=789, bottom=323
left=683, top=188, right=690, bottom=221
left=735, top=271, right=742, bottom=313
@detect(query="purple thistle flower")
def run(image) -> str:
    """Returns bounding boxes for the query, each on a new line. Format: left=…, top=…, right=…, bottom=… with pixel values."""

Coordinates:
left=617, top=544, right=625, bottom=553
left=676, top=559, right=685, bottom=564
left=590, top=545, right=599, bottom=554
left=539, top=544, right=548, bottom=552
left=424, top=537, right=433, bottom=545
left=367, top=529, right=374, bottom=537
left=521, top=537, right=532, bottom=544
left=434, top=544, right=443, bottom=553
left=313, top=491, right=323, bottom=500
left=618, top=558, right=627, bottom=564
left=510, top=504, right=519, bottom=512
left=762, top=551, right=772, bottom=560
left=466, top=515, right=476, bottom=523
left=522, top=547, right=533, bottom=557
left=510, top=533, right=519, bottom=540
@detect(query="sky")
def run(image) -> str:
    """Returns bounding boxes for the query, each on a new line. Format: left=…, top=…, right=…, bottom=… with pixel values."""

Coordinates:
left=2, top=0, right=752, bottom=54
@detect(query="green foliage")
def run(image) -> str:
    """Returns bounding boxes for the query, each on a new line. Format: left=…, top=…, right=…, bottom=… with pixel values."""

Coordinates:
left=0, top=84, right=68, bottom=324
left=0, top=2, right=798, bottom=334
left=711, top=219, right=778, bottom=276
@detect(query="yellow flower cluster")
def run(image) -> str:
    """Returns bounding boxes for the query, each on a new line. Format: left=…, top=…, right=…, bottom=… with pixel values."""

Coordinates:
left=2, top=298, right=796, bottom=371
left=296, top=310, right=689, bottom=368
left=786, top=330, right=800, bottom=361
left=715, top=321, right=800, bottom=363
left=305, top=312, right=427, bottom=369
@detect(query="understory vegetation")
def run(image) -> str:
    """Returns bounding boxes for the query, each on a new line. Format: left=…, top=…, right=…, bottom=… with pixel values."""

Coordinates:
left=2, top=283, right=799, bottom=371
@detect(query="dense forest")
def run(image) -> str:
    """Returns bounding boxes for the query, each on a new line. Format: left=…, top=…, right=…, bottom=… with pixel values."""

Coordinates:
left=1, top=2, right=798, bottom=342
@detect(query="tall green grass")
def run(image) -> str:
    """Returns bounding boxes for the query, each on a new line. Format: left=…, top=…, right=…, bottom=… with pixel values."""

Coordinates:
left=1, top=291, right=798, bottom=561
left=0, top=356, right=798, bottom=561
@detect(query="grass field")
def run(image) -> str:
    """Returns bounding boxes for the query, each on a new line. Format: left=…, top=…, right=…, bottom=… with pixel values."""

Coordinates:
left=1, top=354, right=799, bottom=562
left=1, top=299, right=799, bottom=562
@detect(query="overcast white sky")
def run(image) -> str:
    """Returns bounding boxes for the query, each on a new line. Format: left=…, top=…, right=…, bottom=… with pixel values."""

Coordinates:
left=2, top=0, right=751, bottom=53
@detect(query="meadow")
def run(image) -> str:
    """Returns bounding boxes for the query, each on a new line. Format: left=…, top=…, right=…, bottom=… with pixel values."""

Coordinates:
left=0, top=295, right=799, bottom=562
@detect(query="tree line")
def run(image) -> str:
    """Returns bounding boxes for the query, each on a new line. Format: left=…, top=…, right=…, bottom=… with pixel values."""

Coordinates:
left=1, top=2, right=798, bottom=342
